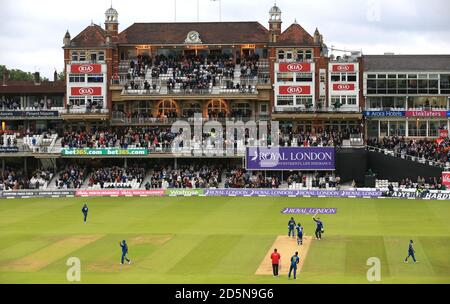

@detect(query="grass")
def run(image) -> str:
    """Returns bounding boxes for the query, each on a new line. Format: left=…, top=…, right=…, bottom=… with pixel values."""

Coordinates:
left=0, top=196, right=449, bottom=284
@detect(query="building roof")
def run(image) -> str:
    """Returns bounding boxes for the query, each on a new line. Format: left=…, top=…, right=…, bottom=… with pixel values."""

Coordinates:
left=118, top=22, right=269, bottom=45
left=363, top=55, right=450, bottom=72
left=0, top=81, right=65, bottom=94
left=69, top=24, right=107, bottom=48
left=276, top=23, right=316, bottom=46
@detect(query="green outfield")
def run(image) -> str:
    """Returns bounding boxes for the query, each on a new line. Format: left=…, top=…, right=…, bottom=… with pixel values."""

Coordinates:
left=0, top=196, right=449, bottom=284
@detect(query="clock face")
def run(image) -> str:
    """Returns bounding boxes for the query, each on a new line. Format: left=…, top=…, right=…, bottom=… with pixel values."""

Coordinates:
left=189, top=32, right=198, bottom=40
left=185, top=31, right=202, bottom=44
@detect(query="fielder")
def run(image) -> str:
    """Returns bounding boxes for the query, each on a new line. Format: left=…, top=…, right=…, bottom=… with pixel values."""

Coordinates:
left=288, top=217, right=296, bottom=238
left=296, top=223, right=304, bottom=245
left=288, top=251, right=300, bottom=280
left=404, top=240, right=419, bottom=263
left=312, top=214, right=324, bottom=240
left=82, top=203, right=88, bottom=223
left=120, top=240, right=132, bottom=265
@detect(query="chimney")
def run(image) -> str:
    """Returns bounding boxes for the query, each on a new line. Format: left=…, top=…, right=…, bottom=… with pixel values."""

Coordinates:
left=54, top=70, right=58, bottom=82
left=2, top=68, right=8, bottom=86
left=34, top=72, right=41, bottom=85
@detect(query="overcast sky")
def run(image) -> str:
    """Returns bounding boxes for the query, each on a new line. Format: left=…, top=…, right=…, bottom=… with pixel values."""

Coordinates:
left=1, top=0, right=449, bottom=78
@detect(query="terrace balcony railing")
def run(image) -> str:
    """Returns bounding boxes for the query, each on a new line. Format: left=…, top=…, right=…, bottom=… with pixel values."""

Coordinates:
left=366, top=146, right=450, bottom=170
left=111, top=111, right=270, bottom=125
left=273, top=106, right=362, bottom=113
left=61, top=108, right=110, bottom=115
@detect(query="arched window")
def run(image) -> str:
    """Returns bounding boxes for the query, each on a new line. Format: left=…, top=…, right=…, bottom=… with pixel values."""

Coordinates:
left=207, top=99, right=228, bottom=118
left=157, top=99, right=178, bottom=118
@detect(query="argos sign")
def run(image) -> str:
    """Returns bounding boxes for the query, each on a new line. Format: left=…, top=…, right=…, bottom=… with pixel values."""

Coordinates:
left=279, top=63, right=311, bottom=73
left=70, top=87, right=102, bottom=96
left=70, top=64, right=102, bottom=74
left=333, top=83, right=356, bottom=91
left=331, top=64, right=355, bottom=72
left=279, top=85, right=311, bottom=95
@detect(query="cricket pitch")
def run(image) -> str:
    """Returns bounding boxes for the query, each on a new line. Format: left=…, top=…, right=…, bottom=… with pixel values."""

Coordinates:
left=255, top=235, right=312, bottom=275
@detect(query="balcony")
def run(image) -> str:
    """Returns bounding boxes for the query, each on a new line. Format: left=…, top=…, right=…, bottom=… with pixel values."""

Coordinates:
left=273, top=105, right=362, bottom=113
left=60, top=108, right=110, bottom=120
left=272, top=105, right=362, bottom=120
left=111, top=111, right=270, bottom=126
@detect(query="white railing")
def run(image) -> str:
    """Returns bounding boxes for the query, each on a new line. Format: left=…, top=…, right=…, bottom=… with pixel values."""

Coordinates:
left=367, top=146, right=450, bottom=170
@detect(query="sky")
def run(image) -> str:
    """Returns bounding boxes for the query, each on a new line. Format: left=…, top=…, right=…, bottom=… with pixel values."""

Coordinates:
left=0, top=0, right=449, bottom=78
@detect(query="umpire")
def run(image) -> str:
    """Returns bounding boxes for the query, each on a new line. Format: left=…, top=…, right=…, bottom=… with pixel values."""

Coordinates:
left=270, top=248, right=281, bottom=277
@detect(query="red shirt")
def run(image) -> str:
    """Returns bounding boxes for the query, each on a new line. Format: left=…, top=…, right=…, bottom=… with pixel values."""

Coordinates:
left=271, top=252, right=281, bottom=264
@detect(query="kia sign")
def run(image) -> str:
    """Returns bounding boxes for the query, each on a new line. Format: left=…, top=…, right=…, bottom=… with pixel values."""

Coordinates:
left=331, top=64, right=355, bottom=72
left=443, top=172, right=450, bottom=187
left=70, top=87, right=102, bottom=96
left=279, top=85, right=311, bottom=95
left=246, top=147, right=335, bottom=171
left=279, top=62, right=311, bottom=73
left=333, top=83, right=355, bottom=91
left=70, top=64, right=102, bottom=74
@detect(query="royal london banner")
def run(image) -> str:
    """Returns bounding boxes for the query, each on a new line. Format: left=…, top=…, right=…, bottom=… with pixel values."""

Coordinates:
left=246, top=147, right=335, bottom=171
left=61, top=148, right=149, bottom=156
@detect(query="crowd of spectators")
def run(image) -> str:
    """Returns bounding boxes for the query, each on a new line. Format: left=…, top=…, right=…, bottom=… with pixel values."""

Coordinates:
left=67, top=99, right=103, bottom=111
left=368, top=136, right=450, bottom=164
left=61, top=129, right=118, bottom=148
left=224, top=168, right=280, bottom=188
left=239, top=54, right=259, bottom=78
left=1, top=98, right=57, bottom=110
left=124, top=54, right=260, bottom=94
left=61, top=127, right=179, bottom=150
left=0, top=133, right=17, bottom=147
left=146, top=164, right=221, bottom=189
left=55, top=165, right=85, bottom=189
left=278, top=127, right=360, bottom=147
left=88, top=166, right=145, bottom=189
left=60, top=126, right=358, bottom=151
left=0, top=168, right=51, bottom=190
left=0, top=168, right=29, bottom=190
left=398, top=176, right=444, bottom=190
left=286, top=172, right=341, bottom=189
left=29, top=169, right=53, bottom=189
left=0, top=97, right=21, bottom=110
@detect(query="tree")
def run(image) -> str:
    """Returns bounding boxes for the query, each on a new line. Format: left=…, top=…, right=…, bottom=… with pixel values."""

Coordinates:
left=57, top=71, right=65, bottom=81
left=0, top=65, right=34, bottom=81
